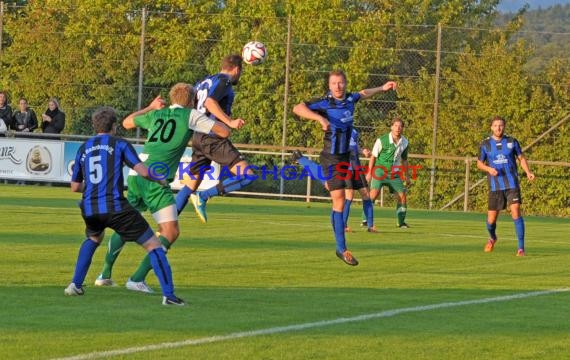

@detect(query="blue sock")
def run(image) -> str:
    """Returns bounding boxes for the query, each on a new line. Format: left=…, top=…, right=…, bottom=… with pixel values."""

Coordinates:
left=72, top=239, right=99, bottom=287
left=513, top=217, right=525, bottom=250
left=342, top=199, right=352, bottom=228
left=149, top=248, right=174, bottom=298
left=298, top=156, right=326, bottom=185
left=331, top=210, right=346, bottom=253
left=200, top=176, right=254, bottom=201
left=363, top=199, right=373, bottom=227
left=175, top=186, right=194, bottom=214
left=486, top=221, right=497, bottom=241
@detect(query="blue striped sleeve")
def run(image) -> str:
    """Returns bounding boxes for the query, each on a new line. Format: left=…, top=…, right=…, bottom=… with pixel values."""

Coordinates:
left=122, top=140, right=142, bottom=169
left=513, top=138, right=522, bottom=157
left=71, top=145, right=85, bottom=183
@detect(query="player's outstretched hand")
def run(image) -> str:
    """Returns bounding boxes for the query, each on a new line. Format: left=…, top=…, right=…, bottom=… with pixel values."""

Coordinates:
left=382, top=81, right=397, bottom=91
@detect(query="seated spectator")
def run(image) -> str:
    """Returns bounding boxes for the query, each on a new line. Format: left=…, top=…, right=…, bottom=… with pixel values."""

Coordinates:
left=41, top=97, right=65, bottom=134
left=12, top=97, right=38, bottom=133
left=0, top=91, right=13, bottom=135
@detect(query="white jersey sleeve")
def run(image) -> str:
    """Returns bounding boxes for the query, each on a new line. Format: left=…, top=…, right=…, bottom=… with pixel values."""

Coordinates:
left=371, top=138, right=383, bottom=158
left=188, top=109, right=216, bottom=134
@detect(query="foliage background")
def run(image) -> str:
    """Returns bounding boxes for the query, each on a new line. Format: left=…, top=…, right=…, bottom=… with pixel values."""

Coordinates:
left=0, top=0, right=568, bottom=216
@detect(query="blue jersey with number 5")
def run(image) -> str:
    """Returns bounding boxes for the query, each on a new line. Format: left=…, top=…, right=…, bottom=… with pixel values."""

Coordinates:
left=72, top=134, right=141, bottom=216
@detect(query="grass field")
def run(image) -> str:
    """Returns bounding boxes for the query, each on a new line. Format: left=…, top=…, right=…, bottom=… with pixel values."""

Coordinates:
left=0, top=184, right=569, bottom=360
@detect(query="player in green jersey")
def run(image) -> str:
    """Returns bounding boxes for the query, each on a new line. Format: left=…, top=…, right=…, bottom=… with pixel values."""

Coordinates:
left=367, top=118, right=411, bottom=228
left=94, top=83, right=229, bottom=293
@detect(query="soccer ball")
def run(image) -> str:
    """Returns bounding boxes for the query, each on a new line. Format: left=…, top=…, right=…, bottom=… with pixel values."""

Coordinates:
left=242, top=41, right=267, bottom=65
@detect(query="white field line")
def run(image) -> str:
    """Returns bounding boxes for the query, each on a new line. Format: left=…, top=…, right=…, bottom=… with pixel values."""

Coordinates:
left=51, top=288, right=568, bottom=360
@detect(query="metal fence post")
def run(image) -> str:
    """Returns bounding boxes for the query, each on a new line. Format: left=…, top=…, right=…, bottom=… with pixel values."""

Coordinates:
left=136, top=7, right=147, bottom=140
left=0, top=2, right=4, bottom=55
left=279, top=15, right=292, bottom=196
left=306, top=176, right=311, bottom=203
left=429, top=23, right=442, bottom=210
left=464, top=157, right=470, bottom=212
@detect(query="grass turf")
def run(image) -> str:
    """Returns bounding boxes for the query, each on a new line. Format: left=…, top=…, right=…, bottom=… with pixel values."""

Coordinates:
left=0, top=184, right=568, bottom=359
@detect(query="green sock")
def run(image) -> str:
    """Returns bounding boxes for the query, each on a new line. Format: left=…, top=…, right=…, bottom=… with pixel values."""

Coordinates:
left=100, top=232, right=125, bottom=279
left=130, top=235, right=171, bottom=282
left=396, top=203, right=407, bottom=226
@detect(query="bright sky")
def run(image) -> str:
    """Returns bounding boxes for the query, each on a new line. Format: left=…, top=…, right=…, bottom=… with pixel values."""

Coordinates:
left=498, top=0, right=570, bottom=12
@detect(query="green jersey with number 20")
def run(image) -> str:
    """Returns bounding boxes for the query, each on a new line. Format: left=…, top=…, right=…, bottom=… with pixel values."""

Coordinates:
left=134, top=105, right=215, bottom=182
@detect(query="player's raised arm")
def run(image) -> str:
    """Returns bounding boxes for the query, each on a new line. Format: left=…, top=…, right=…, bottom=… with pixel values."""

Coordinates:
left=122, top=95, right=166, bottom=130
left=204, top=97, right=244, bottom=130
left=359, top=81, right=397, bottom=100
left=292, top=102, right=329, bottom=131
left=190, top=109, right=230, bottom=138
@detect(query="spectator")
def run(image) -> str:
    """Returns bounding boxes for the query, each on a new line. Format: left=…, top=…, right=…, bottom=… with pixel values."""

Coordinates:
left=41, top=98, right=65, bottom=134
left=12, top=98, right=38, bottom=132
left=0, top=91, right=13, bottom=134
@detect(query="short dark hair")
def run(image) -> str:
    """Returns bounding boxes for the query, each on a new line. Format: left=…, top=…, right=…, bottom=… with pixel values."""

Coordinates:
left=391, top=117, right=404, bottom=127
left=221, top=54, right=243, bottom=71
left=0, top=91, right=8, bottom=103
left=92, top=107, right=117, bottom=133
left=491, top=115, right=505, bottom=126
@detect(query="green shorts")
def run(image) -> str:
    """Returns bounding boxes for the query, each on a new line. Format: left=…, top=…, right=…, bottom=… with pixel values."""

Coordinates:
left=127, top=175, right=175, bottom=214
left=369, top=170, right=406, bottom=194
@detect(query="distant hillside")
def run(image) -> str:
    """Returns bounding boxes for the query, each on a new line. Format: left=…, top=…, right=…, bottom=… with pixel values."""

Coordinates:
left=498, top=0, right=570, bottom=13
left=497, top=4, right=570, bottom=73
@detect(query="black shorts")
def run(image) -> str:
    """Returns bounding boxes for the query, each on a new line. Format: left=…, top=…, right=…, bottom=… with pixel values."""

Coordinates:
left=190, top=132, right=244, bottom=174
left=83, top=207, right=153, bottom=245
left=345, top=169, right=367, bottom=190
left=320, top=151, right=350, bottom=191
left=488, top=189, right=522, bottom=211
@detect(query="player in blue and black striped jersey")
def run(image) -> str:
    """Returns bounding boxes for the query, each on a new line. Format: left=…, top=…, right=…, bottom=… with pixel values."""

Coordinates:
left=477, top=116, right=535, bottom=257
left=175, top=54, right=254, bottom=223
left=293, top=70, right=396, bottom=266
left=64, top=107, right=185, bottom=305
left=291, top=128, right=375, bottom=233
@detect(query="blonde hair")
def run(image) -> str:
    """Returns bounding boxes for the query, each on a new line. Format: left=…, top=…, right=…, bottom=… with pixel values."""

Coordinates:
left=169, top=83, right=194, bottom=108
left=49, top=97, right=61, bottom=109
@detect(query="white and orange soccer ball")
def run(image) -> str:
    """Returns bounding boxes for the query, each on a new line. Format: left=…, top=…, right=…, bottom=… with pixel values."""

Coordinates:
left=242, top=41, right=267, bottom=65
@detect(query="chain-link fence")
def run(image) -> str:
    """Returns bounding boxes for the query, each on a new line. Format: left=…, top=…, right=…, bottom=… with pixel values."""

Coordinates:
left=1, top=3, right=568, bottom=215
